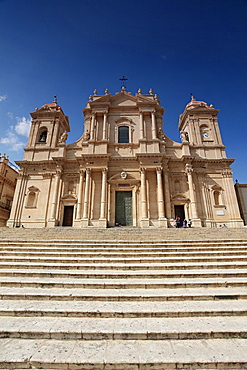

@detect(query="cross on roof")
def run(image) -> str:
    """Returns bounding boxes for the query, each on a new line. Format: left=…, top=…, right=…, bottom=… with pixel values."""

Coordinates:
left=119, top=76, right=128, bottom=88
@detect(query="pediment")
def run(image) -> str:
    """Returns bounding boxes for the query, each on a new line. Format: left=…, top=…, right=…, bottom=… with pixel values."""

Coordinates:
left=171, top=194, right=189, bottom=200
left=61, top=194, right=77, bottom=200
left=28, top=186, right=40, bottom=192
left=87, top=91, right=160, bottom=110
left=211, top=185, right=222, bottom=191
left=110, top=94, right=137, bottom=107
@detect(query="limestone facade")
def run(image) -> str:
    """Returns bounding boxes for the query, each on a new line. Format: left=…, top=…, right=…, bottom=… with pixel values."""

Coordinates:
left=0, top=154, right=18, bottom=226
left=7, top=88, right=243, bottom=228
left=235, top=182, right=247, bottom=225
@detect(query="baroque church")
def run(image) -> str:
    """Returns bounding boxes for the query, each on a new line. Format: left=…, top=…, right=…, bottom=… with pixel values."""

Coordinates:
left=7, top=87, right=243, bottom=228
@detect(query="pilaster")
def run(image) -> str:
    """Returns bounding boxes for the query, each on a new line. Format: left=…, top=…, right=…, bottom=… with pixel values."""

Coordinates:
left=156, top=167, right=167, bottom=227
left=185, top=163, right=201, bottom=227
left=82, top=168, right=91, bottom=226
left=140, top=167, right=149, bottom=228
left=99, top=168, right=108, bottom=227
left=47, top=166, right=62, bottom=226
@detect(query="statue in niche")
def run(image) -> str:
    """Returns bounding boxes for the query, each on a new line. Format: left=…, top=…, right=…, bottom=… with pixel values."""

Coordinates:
left=180, top=131, right=189, bottom=143
left=82, top=130, right=90, bottom=142
left=158, top=127, right=166, bottom=143
left=58, top=131, right=68, bottom=143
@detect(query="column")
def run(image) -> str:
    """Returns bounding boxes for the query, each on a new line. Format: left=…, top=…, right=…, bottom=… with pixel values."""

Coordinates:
left=102, top=112, right=108, bottom=140
left=100, top=168, right=107, bottom=219
left=50, top=166, right=62, bottom=220
left=151, top=111, right=157, bottom=139
left=140, top=168, right=148, bottom=219
left=76, top=167, right=84, bottom=220
left=186, top=164, right=200, bottom=223
left=139, top=111, right=144, bottom=139
left=82, top=168, right=91, bottom=219
left=222, top=170, right=242, bottom=222
left=156, top=167, right=165, bottom=219
left=90, top=113, right=96, bottom=141
left=7, top=171, right=27, bottom=227
left=163, top=163, right=172, bottom=219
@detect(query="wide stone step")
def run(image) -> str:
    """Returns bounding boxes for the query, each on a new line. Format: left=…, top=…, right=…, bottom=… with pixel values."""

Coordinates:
left=0, top=239, right=247, bottom=247
left=0, top=337, right=247, bottom=369
left=0, top=299, right=246, bottom=318
left=1, top=226, right=247, bottom=239
left=1, top=316, right=247, bottom=340
left=0, top=276, right=247, bottom=289
left=0, top=287, right=246, bottom=301
left=1, top=261, right=247, bottom=270
left=1, top=250, right=247, bottom=258
left=1, top=255, right=247, bottom=264
left=1, top=241, right=247, bottom=251
left=1, top=268, right=247, bottom=279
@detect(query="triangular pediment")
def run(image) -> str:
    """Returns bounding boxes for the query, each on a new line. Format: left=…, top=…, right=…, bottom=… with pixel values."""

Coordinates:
left=110, top=93, right=137, bottom=107
left=86, top=91, right=160, bottom=110
left=61, top=194, right=77, bottom=200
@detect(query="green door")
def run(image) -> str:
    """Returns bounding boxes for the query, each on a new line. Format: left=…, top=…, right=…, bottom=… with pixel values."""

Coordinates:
left=115, top=191, right=133, bottom=226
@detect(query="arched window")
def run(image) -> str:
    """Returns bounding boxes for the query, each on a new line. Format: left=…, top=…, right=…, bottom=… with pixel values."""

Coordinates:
left=39, top=130, right=47, bottom=142
left=118, top=126, right=129, bottom=143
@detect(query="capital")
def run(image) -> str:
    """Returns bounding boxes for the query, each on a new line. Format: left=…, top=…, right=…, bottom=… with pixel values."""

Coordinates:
left=185, top=163, right=193, bottom=174
left=55, top=165, right=63, bottom=175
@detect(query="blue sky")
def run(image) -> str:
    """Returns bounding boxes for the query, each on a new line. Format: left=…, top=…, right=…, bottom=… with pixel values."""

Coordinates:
left=0, top=0, right=247, bottom=182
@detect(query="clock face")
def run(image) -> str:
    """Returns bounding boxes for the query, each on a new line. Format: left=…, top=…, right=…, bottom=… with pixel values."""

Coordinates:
left=202, top=132, right=209, bottom=138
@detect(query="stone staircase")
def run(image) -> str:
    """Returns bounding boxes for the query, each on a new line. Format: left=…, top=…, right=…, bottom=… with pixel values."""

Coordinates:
left=0, top=227, right=247, bottom=369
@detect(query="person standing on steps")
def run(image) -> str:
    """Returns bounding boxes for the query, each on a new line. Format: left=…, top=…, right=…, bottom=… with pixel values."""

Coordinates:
left=175, top=216, right=181, bottom=228
left=187, top=219, right=192, bottom=228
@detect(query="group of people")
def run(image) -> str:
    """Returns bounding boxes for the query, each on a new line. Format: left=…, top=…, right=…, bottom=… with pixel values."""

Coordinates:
left=174, top=216, right=192, bottom=228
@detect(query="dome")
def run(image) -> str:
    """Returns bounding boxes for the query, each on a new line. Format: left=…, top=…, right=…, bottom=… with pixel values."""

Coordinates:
left=39, top=97, right=63, bottom=112
left=185, top=95, right=209, bottom=110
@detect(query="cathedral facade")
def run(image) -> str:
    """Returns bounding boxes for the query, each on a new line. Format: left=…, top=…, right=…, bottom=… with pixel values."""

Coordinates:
left=7, top=87, right=243, bottom=228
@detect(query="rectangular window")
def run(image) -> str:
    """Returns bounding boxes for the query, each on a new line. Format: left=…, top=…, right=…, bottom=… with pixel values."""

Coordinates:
left=118, top=126, right=129, bottom=143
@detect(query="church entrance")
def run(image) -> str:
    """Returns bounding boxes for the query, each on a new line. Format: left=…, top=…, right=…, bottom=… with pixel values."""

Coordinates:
left=62, top=206, right=74, bottom=226
left=174, top=205, right=185, bottom=223
left=115, top=191, right=133, bottom=226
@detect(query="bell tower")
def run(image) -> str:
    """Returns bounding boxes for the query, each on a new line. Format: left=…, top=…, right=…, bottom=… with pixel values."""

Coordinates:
left=178, top=96, right=224, bottom=148
left=24, top=98, right=70, bottom=161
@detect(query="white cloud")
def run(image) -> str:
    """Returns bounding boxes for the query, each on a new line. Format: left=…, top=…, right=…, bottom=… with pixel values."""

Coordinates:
left=15, top=117, right=31, bottom=137
left=7, top=112, right=14, bottom=120
left=0, top=127, right=26, bottom=151
left=0, top=95, right=7, bottom=102
left=0, top=116, right=31, bottom=152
